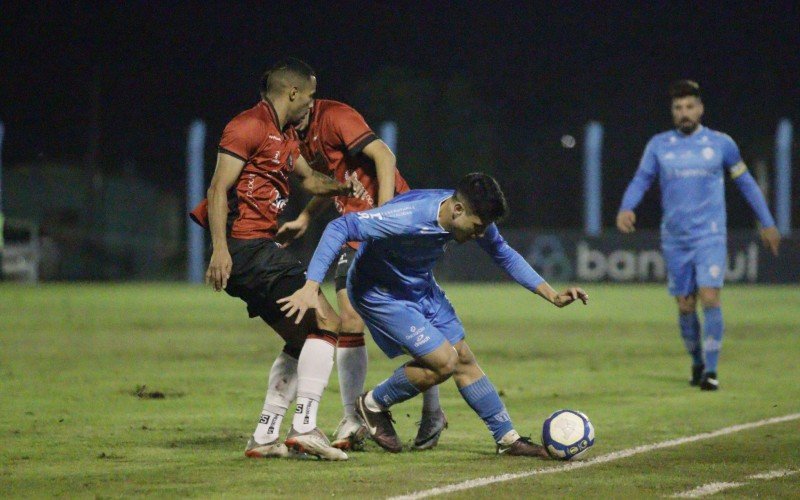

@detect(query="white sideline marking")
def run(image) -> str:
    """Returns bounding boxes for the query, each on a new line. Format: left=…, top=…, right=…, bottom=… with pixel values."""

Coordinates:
left=672, top=482, right=745, bottom=498
left=672, top=469, right=798, bottom=497
left=388, top=413, right=800, bottom=500
left=748, top=469, right=797, bottom=480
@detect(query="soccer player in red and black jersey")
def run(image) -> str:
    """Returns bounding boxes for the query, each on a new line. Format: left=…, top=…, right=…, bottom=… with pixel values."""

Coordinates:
left=276, top=99, right=447, bottom=451
left=191, top=58, right=365, bottom=461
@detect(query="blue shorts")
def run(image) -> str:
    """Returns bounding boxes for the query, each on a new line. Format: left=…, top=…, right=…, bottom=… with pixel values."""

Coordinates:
left=662, top=241, right=727, bottom=296
left=348, top=283, right=465, bottom=359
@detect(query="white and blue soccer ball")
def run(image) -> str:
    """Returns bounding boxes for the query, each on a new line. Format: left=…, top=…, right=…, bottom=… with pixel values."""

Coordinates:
left=542, top=409, right=595, bottom=460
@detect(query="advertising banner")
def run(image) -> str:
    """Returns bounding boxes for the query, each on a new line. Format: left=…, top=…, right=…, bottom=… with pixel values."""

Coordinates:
left=436, top=230, right=800, bottom=284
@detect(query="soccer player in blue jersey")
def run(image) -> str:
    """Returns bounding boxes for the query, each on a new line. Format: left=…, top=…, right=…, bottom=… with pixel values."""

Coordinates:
left=278, top=173, right=589, bottom=456
left=616, top=80, right=781, bottom=391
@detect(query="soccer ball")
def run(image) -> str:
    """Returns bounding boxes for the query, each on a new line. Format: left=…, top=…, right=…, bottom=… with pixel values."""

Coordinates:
left=542, top=409, right=595, bottom=460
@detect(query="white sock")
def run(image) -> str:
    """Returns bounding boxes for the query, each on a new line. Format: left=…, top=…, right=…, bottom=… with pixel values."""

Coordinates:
left=293, top=396, right=318, bottom=434
left=421, top=385, right=441, bottom=413
left=292, top=337, right=335, bottom=433
left=336, top=341, right=367, bottom=419
left=254, top=351, right=298, bottom=444
left=498, top=429, right=521, bottom=445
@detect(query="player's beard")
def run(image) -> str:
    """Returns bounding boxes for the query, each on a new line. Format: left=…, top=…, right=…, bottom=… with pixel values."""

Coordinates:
left=677, top=119, right=699, bottom=134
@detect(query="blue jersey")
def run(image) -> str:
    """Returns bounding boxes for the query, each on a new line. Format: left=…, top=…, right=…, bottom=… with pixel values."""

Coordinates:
left=621, top=126, right=745, bottom=244
left=306, top=189, right=545, bottom=300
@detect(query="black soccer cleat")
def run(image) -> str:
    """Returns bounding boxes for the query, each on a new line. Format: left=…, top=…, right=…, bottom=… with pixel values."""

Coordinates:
left=699, top=372, right=719, bottom=391
left=690, top=363, right=705, bottom=386
left=412, top=408, right=448, bottom=451
left=355, top=393, right=403, bottom=453
left=497, top=436, right=550, bottom=459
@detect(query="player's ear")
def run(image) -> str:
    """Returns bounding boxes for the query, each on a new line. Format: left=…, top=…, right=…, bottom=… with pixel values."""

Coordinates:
left=452, top=201, right=466, bottom=219
left=289, top=86, right=298, bottom=101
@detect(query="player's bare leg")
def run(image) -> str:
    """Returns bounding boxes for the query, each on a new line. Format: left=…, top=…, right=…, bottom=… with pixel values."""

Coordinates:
left=279, top=294, right=348, bottom=460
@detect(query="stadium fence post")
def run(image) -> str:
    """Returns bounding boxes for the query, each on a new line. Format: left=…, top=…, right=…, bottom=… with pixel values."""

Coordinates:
left=186, top=120, right=207, bottom=284
left=380, top=121, right=398, bottom=154
left=775, top=118, right=792, bottom=236
left=583, top=121, right=603, bottom=236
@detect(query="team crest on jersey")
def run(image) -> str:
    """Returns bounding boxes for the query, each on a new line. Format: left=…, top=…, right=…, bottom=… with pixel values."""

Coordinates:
left=702, top=147, right=715, bottom=160
left=267, top=188, right=289, bottom=214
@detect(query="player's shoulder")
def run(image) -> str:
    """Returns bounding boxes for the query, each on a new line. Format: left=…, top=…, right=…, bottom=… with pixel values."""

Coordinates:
left=705, top=127, right=737, bottom=145
left=381, top=189, right=451, bottom=214
left=648, top=130, right=677, bottom=145
left=227, top=101, right=272, bottom=131
left=315, top=99, right=361, bottom=119
left=392, top=189, right=452, bottom=203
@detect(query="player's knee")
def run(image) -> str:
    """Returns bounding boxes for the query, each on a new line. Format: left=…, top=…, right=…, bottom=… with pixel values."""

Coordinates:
left=339, top=309, right=365, bottom=333
left=676, top=295, right=696, bottom=314
left=433, top=350, right=458, bottom=382
left=699, top=295, right=720, bottom=309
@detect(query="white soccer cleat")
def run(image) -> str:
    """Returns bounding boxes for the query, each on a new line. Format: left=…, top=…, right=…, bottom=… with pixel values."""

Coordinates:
left=331, top=417, right=368, bottom=451
left=244, top=436, right=289, bottom=458
left=285, top=427, right=349, bottom=461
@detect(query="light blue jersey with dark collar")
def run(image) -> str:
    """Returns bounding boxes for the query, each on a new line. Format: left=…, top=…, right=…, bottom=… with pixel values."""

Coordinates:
left=621, top=126, right=744, bottom=244
left=306, top=189, right=544, bottom=300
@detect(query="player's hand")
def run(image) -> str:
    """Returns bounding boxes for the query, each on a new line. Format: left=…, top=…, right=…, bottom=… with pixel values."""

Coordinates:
left=553, top=287, right=589, bottom=308
left=759, top=226, right=781, bottom=256
left=276, top=218, right=309, bottom=248
left=616, top=211, right=636, bottom=233
left=345, top=176, right=367, bottom=200
left=277, top=281, right=326, bottom=325
left=206, top=249, right=232, bottom=292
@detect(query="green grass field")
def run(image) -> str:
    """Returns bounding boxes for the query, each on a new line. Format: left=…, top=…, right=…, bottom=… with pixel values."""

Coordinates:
left=2, top=283, right=798, bottom=498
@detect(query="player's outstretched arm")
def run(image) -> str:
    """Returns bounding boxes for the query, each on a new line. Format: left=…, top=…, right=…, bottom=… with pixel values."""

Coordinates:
left=293, top=154, right=366, bottom=198
left=535, top=282, right=589, bottom=308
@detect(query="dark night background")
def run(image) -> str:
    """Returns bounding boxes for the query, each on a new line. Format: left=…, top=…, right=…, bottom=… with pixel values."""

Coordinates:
left=1, top=0, right=798, bottom=232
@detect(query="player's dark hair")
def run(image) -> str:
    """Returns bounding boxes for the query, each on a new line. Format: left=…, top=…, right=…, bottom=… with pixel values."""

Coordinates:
left=669, top=80, right=701, bottom=100
left=260, top=57, right=316, bottom=96
left=455, top=173, right=509, bottom=222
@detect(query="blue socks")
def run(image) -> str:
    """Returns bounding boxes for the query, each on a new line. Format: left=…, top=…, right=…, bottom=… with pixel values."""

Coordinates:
left=372, top=365, right=421, bottom=408
left=459, top=376, right=513, bottom=442
left=679, top=312, right=703, bottom=366
left=703, top=307, right=724, bottom=373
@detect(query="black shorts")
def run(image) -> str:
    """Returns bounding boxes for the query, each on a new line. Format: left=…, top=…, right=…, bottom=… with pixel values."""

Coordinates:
left=224, top=238, right=307, bottom=324
left=334, top=246, right=357, bottom=291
